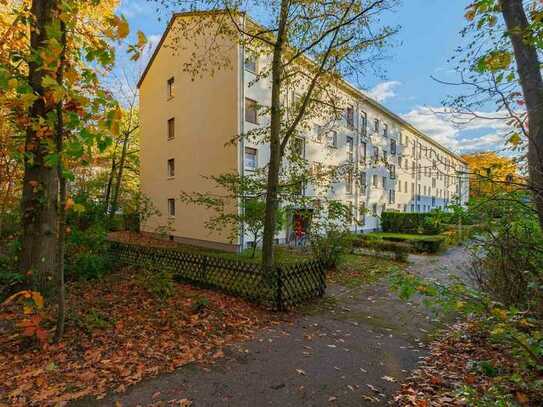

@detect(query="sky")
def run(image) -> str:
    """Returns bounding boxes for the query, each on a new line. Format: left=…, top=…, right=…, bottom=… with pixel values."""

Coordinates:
left=118, top=0, right=511, bottom=155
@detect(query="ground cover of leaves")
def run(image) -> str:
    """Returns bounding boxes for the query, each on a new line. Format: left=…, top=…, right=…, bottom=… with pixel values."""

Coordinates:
left=328, top=254, right=405, bottom=288
left=0, top=269, right=279, bottom=406
left=393, top=321, right=541, bottom=406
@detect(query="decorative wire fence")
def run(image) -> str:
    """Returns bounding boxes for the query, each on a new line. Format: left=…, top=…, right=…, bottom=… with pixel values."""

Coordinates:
left=108, top=241, right=326, bottom=310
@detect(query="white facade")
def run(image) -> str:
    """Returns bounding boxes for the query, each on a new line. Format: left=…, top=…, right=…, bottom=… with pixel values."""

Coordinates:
left=239, top=49, right=469, bottom=247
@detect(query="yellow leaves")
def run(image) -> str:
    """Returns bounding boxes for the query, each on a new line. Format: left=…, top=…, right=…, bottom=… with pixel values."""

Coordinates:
left=484, top=51, right=512, bottom=72
left=508, top=133, right=522, bottom=146
left=65, top=197, right=75, bottom=210
left=465, top=7, right=477, bottom=21
left=107, top=15, right=130, bottom=40
left=136, top=30, right=147, bottom=48
left=7, top=78, right=17, bottom=89
left=492, top=307, right=508, bottom=321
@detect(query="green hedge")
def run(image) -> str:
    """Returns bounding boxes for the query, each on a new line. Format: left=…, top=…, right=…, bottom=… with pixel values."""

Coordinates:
left=359, top=232, right=447, bottom=254
left=381, top=212, right=444, bottom=235
left=353, top=235, right=410, bottom=261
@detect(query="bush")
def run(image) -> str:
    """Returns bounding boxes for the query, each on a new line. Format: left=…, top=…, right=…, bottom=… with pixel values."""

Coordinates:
left=65, top=222, right=111, bottom=281
left=410, top=236, right=446, bottom=253
left=381, top=212, right=445, bottom=235
left=310, top=229, right=353, bottom=270
left=354, top=237, right=410, bottom=261
left=137, top=266, right=175, bottom=301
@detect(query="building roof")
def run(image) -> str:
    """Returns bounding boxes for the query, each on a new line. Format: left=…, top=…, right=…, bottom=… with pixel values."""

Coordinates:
left=137, top=10, right=467, bottom=165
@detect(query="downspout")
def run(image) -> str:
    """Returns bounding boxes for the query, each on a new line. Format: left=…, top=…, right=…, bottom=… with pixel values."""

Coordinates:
left=354, top=103, right=359, bottom=233
left=238, top=18, right=246, bottom=253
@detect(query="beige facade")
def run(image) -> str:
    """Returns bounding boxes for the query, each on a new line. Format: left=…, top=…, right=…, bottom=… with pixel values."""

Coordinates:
left=138, top=11, right=469, bottom=251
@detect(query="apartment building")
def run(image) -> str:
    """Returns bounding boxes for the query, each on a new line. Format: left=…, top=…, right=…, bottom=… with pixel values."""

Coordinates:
left=138, top=11, right=469, bottom=251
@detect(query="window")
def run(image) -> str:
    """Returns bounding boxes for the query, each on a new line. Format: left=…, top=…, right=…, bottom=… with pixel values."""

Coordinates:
left=372, top=203, right=378, bottom=216
left=398, top=157, right=402, bottom=168
left=404, top=181, right=407, bottom=193
left=432, top=178, right=436, bottom=188
left=167, top=117, right=175, bottom=140
left=383, top=123, right=388, bottom=137
left=346, top=171, right=353, bottom=194
left=389, top=164, right=396, bottom=179
left=372, top=174, right=378, bottom=187
left=167, top=158, right=175, bottom=177
left=398, top=182, right=402, bottom=192
left=373, top=146, right=379, bottom=161
left=326, top=130, right=338, bottom=148
left=245, top=147, right=257, bottom=170
left=244, top=51, right=257, bottom=73
left=168, top=198, right=176, bottom=217
left=292, top=137, right=305, bottom=158
left=167, top=77, right=174, bottom=98
left=382, top=176, right=387, bottom=188
left=374, top=119, right=379, bottom=132
left=389, top=189, right=395, bottom=204
left=359, top=202, right=366, bottom=225
left=360, top=172, right=367, bottom=192
left=360, top=111, right=367, bottom=136
left=245, top=98, right=258, bottom=124
left=360, top=141, right=367, bottom=161
left=390, top=139, right=397, bottom=155
left=383, top=150, right=388, bottom=162
left=314, top=124, right=324, bottom=143
left=345, top=105, right=354, bottom=128
left=346, top=136, right=354, bottom=162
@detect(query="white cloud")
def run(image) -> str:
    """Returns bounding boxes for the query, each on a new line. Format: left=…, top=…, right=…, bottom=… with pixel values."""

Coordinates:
left=401, top=106, right=511, bottom=154
left=367, top=81, right=402, bottom=103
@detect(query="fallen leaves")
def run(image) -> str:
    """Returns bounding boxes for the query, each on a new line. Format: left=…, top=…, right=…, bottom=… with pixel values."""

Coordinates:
left=393, top=322, right=541, bottom=406
left=1, top=269, right=278, bottom=405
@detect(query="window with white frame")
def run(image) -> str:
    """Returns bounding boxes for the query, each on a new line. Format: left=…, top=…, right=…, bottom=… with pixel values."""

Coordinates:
left=374, top=118, right=379, bottom=132
left=359, top=202, right=366, bottom=225
left=244, top=50, right=258, bottom=73
left=372, top=203, right=377, bottom=216
left=167, top=117, right=175, bottom=140
left=245, top=98, right=258, bottom=124
left=346, top=136, right=354, bottom=162
left=383, top=123, right=388, bottom=137
left=167, top=77, right=175, bottom=98
left=245, top=147, right=257, bottom=170
left=372, top=174, right=378, bottom=187
left=346, top=170, right=353, bottom=194
left=360, top=141, right=367, bottom=161
left=360, top=172, right=367, bottom=192
left=345, top=105, right=354, bottom=128
left=360, top=111, right=367, bottom=136
left=168, top=198, right=176, bottom=217
left=389, top=164, right=396, bottom=179
left=390, top=139, right=397, bottom=155
left=373, top=146, right=379, bottom=161
left=167, top=158, right=175, bottom=177
left=389, top=189, right=395, bottom=204
left=326, top=130, right=338, bottom=148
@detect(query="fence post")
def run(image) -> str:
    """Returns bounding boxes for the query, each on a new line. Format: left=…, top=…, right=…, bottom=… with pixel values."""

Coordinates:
left=201, top=256, right=208, bottom=283
left=318, top=260, right=326, bottom=297
left=275, top=266, right=284, bottom=311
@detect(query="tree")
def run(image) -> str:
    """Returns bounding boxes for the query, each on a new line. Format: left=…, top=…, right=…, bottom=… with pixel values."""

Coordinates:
left=462, top=151, right=520, bottom=198
left=0, top=0, right=146, bottom=340
left=449, top=1, right=543, bottom=228
left=160, top=0, right=398, bottom=278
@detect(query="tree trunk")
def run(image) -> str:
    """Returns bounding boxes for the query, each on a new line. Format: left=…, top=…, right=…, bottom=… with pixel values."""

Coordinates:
left=54, top=20, right=67, bottom=342
left=501, top=0, right=543, bottom=229
left=108, top=128, right=131, bottom=227
left=19, top=0, right=60, bottom=295
left=261, top=0, right=290, bottom=279
left=104, top=156, right=116, bottom=215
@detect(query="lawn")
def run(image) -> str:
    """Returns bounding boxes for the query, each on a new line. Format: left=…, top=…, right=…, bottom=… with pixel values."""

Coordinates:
left=109, top=231, right=312, bottom=265
left=368, top=232, right=445, bottom=242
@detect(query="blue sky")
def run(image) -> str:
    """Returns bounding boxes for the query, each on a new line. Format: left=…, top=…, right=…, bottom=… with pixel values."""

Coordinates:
left=118, top=0, right=510, bottom=155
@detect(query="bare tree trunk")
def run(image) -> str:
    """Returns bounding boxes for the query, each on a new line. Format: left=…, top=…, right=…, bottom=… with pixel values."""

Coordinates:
left=19, top=0, right=60, bottom=295
left=103, top=156, right=116, bottom=215
left=54, top=20, right=67, bottom=342
left=501, top=0, right=543, bottom=229
left=109, top=128, right=131, bottom=227
left=261, top=0, right=290, bottom=278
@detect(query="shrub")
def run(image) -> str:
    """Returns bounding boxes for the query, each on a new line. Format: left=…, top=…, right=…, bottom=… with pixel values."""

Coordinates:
left=381, top=212, right=445, bottom=235
left=137, top=266, right=175, bottom=301
left=65, top=222, right=111, bottom=281
left=310, top=229, right=353, bottom=269
left=410, top=236, right=446, bottom=253
left=355, top=237, right=410, bottom=261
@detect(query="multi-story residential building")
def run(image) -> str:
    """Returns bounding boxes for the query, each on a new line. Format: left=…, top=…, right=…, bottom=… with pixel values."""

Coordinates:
left=138, top=11, right=469, bottom=251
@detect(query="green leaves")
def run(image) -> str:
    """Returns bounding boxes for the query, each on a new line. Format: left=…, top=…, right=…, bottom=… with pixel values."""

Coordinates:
left=475, top=50, right=512, bottom=72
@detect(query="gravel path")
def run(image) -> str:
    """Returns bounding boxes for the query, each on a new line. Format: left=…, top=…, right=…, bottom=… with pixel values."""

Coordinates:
left=73, top=247, right=471, bottom=407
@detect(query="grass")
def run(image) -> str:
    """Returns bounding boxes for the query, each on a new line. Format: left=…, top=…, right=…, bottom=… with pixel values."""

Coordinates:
left=329, top=253, right=405, bottom=288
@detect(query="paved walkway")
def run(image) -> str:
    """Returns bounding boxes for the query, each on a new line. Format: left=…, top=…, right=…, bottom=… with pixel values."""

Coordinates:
left=74, top=247, right=470, bottom=407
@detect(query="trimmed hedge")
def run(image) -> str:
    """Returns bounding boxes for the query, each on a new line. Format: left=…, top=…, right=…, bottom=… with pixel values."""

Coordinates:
left=381, top=212, right=444, bottom=235
left=353, top=235, right=410, bottom=261
left=359, top=232, right=447, bottom=254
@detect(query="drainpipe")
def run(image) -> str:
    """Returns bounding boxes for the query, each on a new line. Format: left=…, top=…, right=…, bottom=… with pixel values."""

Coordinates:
left=238, top=18, right=246, bottom=253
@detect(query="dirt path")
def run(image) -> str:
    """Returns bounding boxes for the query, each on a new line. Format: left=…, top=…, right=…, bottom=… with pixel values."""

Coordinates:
left=73, top=247, right=470, bottom=407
